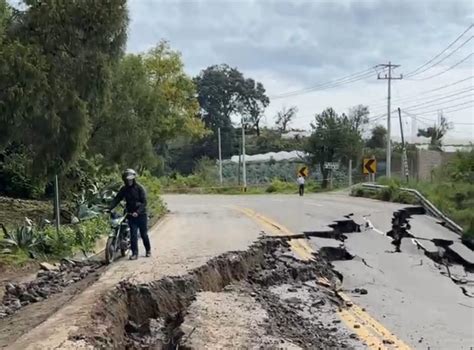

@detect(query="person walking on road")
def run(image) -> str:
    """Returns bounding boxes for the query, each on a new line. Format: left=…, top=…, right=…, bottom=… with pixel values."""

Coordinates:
left=297, top=174, right=305, bottom=196
left=109, top=169, right=151, bottom=260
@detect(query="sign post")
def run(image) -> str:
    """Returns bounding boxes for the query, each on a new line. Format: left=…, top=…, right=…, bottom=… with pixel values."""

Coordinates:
left=363, top=158, right=377, bottom=182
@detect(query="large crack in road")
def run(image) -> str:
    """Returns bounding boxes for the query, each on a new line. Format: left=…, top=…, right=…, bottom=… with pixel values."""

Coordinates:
left=68, top=237, right=359, bottom=349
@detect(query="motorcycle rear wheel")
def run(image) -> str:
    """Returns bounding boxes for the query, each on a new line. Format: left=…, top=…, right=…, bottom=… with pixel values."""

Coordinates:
left=105, top=237, right=116, bottom=264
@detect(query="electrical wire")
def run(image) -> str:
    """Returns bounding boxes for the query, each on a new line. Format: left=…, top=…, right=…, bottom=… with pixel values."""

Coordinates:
left=393, top=88, right=473, bottom=110
left=269, top=67, right=378, bottom=99
left=363, top=76, right=474, bottom=110
left=407, top=53, right=473, bottom=81
left=405, top=24, right=473, bottom=77
left=405, top=35, right=473, bottom=78
left=405, top=100, right=474, bottom=116
left=403, top=93, right=473, bottom=112
left=403, top=110, right=474, bottom=126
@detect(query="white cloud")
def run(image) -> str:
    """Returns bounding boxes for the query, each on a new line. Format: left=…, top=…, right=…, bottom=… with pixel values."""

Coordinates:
left=127, top=0, right=474, bottom=142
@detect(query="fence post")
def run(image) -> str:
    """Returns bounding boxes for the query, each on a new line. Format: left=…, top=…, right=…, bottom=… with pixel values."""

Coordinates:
left=348, top=159, right=353, bottom=186
left=54, top=174, right=60, bottom=236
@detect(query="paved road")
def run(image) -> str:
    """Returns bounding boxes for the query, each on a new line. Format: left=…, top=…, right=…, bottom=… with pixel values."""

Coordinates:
left=164, top=193, right=474, bottom=349
left=7, top=192, right=473, bottom=349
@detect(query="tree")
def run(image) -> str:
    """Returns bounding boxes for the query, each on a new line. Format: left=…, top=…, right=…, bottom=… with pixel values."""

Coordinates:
left=347, top=104, right=370, bottom=133
left=0, top=0, right=9, bottom=42
left=88, top=42, right=206, bottom=171
left=275, top=106, right=298, bottom=133
left=366, top=125, right=387, bottom=149
left=194, top=64, right=269, bottom=157
left=0, top=0, right=128, bottom=178
left=242, top=79, right=269, bottom=136
left=417, top=115, right=452, bottom=151
left=306, top=108, right=364, bottom=188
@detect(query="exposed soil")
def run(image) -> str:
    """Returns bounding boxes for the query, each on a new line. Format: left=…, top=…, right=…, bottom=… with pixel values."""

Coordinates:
left=67, top=237, right=357, bottom=349
left=0, top=260, right=105, bottom=347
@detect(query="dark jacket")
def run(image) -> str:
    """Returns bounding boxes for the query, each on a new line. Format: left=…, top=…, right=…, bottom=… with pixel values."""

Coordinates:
left=109, top=182, right=147, bottom=215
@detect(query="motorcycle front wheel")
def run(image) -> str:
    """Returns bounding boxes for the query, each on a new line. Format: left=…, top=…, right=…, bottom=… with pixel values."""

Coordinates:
left=105, top=236, right=117, bottom=264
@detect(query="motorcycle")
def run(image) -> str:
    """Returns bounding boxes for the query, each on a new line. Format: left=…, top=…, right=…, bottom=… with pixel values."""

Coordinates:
left=105, top=211, right=131, bottom=264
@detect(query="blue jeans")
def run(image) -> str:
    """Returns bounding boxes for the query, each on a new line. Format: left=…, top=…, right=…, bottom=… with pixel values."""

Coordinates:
left=128, top=214, right=151, bottom=256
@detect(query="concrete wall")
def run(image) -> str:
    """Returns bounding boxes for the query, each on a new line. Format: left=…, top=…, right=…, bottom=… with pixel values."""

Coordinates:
left=416, top=150, right=456, bottom=181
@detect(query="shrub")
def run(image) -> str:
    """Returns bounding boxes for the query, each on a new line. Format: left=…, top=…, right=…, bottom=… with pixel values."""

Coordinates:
left=75, top=217, right=109, bottom=254
left=351, top=186, right=365, bottom=197
left=140, top=172, right=167, bottom=218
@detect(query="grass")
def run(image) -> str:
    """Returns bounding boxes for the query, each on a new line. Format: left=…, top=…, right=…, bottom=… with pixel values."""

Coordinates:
left=161, top=178, right=334, bottom=195
left=351, top=176, right=474, bottom=238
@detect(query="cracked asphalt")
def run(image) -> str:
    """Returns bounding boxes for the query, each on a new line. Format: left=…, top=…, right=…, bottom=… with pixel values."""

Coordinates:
left=165, top=193, right=474, bottom=349
left=4, top=192, right=472, bottom=349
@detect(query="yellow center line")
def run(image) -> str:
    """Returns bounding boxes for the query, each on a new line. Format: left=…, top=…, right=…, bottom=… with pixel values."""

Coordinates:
left=233, top=206, right=411, bottom=350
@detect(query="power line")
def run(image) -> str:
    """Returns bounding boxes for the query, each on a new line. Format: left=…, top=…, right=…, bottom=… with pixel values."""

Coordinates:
left=405, top=24, right=473, bottom=77
left=403, top=93, right=473, bottom=112
left=405, top=35, right=473, bottom=78
left=370, top=85, right=474, bottom=113
left=363, top=76, right=474, bottom=108
left=403, top=110, right=474, bottom=126
left=269, top=67, right=377, bottom=99
left=407, top=52, right=473, bottom=81
left=405, top=100, right=474, bottom=116
left=390, top=88, right=473, bottom=112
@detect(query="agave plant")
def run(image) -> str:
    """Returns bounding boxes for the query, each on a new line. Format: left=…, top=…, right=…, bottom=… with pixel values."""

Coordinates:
left=0, top=219, right=40, bottom=257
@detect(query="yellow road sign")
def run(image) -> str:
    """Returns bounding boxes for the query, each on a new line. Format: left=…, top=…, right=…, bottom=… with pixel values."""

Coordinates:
left=363, top=158, right=377, bottom=174
left=298, top=166, right=309, bottom=177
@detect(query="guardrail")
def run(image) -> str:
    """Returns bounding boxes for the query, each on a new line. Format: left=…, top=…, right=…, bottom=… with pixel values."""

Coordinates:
left=360, top=183, right=464, bottom=236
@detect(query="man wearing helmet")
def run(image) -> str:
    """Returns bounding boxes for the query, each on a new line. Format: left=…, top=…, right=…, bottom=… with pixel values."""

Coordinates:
left=109, top=169, right=151, bottom=260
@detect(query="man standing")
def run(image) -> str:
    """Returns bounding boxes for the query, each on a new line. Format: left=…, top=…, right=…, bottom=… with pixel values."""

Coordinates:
left=109, top=169, right=151, bottom=260
left=297, top=174, right=305, bottom=196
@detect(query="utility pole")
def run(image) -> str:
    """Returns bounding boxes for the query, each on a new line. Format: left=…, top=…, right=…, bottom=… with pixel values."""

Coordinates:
left=377, top=62, right=402, bottom=178
left=217, top=127, right=223, bottom=185
left=241, top=120, right=247, bottom=191
left=398, top=108, right=409, bottom=182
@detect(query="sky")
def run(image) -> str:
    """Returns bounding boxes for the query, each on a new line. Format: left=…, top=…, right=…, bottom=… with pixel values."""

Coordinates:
left=126, top=0, right=474, bottom=143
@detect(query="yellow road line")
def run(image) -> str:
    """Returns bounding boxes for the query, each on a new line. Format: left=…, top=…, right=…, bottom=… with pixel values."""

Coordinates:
left=234, top=206, right=411, bottom=350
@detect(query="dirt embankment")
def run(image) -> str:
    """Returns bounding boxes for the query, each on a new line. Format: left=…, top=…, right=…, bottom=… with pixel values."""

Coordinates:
left=0, top=196, right=52, bottom=229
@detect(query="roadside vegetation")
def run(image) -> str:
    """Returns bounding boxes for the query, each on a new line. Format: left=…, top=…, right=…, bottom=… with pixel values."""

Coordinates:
left=351, top=150, right=474, bottom=238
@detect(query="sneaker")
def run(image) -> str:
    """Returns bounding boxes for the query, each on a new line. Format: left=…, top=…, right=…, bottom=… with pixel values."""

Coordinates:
left=129, top=255, right=138, bottom=260
left=145, top=251, right=151, bottom=258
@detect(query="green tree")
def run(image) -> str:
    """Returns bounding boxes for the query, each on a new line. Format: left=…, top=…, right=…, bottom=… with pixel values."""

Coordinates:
left=306, top=107, right=364, bottom=188
left=0, top=0, right=9, bottom=41
left=0, top=0, right=128, bottom=178
left=417, top=115, right=452, bottom=151
left=194, top=64, right=268, bottom=157
left=366, top=125, right=387, bottom=149
left=89, top=42, right=206, bottom=171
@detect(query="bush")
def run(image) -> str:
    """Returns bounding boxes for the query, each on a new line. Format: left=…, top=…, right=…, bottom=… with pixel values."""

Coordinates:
left=351, top=186, right=365, bottom=197
left=0, top=144, right=44, bottom=199
left=139, top=172, right=167, bottom=218
left=75, top=217, right=109, bottom=253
